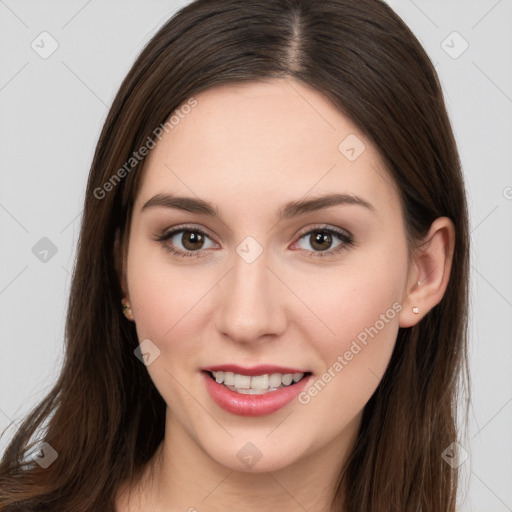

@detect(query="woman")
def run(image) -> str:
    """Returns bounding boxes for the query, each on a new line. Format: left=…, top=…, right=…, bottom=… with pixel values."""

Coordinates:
left=0, top=0, right=470, bottom=510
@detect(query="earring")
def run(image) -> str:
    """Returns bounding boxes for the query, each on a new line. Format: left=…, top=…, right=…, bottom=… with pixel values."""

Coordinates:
left=412, top=306, right=419, bottom=314
left=122, top=299, right=133, bottom=320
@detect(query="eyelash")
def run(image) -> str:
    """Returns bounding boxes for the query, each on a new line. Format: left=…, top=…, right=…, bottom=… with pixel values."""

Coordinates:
left=155, top=224, right=354, bottom=260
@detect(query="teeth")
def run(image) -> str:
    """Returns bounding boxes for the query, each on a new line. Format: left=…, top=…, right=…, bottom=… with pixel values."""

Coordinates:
left=269, top=373, right=282, bottom=388
left=211, top=371, right=306, bottom=392
left=282, top=374, right=293, bottom=386
left=224, top=372, right=235, bottom=386
left=234, top=374, right=251, bottom=389
left=251, top=374, right=269, bottom=389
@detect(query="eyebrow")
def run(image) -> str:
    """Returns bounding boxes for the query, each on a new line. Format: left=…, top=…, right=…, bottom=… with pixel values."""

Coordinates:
left=140, top=192, right=375, bottom=218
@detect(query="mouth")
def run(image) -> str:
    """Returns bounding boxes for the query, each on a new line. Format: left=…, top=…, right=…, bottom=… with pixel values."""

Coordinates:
left=203, top=369, right=313, bottom=395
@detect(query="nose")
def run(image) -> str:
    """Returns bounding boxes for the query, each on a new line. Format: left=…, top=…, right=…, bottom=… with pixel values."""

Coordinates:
left=214, top=248, right=287, bottom=344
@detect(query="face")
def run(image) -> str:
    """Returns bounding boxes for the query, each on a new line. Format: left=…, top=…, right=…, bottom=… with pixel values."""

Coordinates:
left=122, top=78, right=412, bottom=474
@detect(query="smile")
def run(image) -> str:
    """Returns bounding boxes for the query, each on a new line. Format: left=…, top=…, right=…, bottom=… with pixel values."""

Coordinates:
left=201, top=367, right=313, bottom=416
left=209, top=371, right=307, bottom=394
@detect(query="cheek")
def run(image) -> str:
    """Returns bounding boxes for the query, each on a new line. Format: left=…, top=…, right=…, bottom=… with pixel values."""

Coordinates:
left=303, top=276, right=401, bottom=368
left=296, top=255, right=404, bottom=350
left=296, top=273, right=402, bottom=432
left=126, top=244, right=208, bottom=356
left=126, top=252, right=209, bottom=410
left=290, top=241, right=407, bottom=399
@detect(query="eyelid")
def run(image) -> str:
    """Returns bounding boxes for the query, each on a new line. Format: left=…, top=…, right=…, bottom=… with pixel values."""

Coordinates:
left=154, top=224, right=219, bottom=256
left=294, top=223, right=352, bottom=240
left=157, top=223, right=217, bottom=241
left=290, top=224, right=354, bottom=256
left=155, top=223, right=354, bottom=258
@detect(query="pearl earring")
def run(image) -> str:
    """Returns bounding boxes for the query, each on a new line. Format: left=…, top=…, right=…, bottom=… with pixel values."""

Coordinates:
left=412, top=306, right=419, bottom=314
left=122, top=300, right=133, bottom=319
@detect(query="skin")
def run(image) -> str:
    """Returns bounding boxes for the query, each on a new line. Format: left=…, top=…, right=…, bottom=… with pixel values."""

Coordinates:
left=115, top=78, right=455, bottom=511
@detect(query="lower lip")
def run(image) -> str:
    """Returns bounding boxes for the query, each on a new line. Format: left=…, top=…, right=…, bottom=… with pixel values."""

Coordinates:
left=202, top=371, right=312, bottom=417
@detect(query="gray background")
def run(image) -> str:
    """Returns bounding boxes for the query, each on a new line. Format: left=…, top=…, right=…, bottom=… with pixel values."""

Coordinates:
left=1, top=1, right=511, bottom=510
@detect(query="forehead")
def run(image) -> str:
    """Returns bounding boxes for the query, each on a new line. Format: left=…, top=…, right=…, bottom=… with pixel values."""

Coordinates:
left=135, top=79, right=400, bottom=219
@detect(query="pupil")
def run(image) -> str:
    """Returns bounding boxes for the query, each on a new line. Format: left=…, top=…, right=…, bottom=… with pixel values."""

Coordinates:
left=311, top=232, right=331, bottom=251
left=183, top=231, right=203, bottom=250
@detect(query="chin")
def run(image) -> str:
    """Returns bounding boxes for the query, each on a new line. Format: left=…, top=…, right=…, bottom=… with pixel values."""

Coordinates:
left=202, top=437, right=308, bottom=475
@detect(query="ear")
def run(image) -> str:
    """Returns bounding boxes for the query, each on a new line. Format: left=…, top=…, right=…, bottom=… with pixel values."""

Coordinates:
left=399, top=217, right=455, bottom=328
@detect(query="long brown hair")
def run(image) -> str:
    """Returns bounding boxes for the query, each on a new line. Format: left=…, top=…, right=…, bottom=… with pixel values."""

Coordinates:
left=0, top=0, right=470, bottom=510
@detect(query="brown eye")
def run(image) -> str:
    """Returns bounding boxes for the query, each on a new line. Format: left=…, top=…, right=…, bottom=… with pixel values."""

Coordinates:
left=180, top=230, right=205, bottom=251
left=293, top=226, right=354, bottom=258
left=309, top=232, right=333, bottom=252
left=155, top=226, right=217, bottom=258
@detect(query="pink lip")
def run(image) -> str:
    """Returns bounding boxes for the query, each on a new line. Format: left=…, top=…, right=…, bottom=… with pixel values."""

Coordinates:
left=202, top=364, right=309, bottom=376
left=202, top=371, right=312, bottom=417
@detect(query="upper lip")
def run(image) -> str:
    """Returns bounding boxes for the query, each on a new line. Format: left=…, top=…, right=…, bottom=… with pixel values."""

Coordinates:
left=202, top=364, right=311, bottom=376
